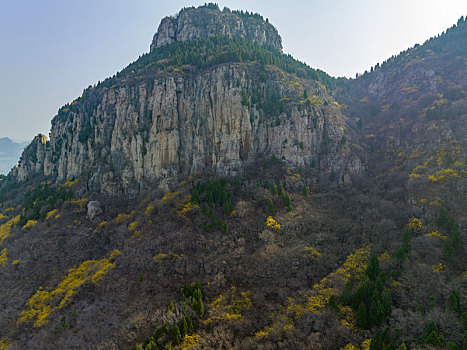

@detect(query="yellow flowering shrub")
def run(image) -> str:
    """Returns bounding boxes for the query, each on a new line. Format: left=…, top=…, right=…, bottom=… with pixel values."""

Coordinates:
left=128, top=221, right=141, bottom=237
left=425, top=230, right=447, bottom=240
left=205, top=286, right=252, bottom=325
left=392, top=281, right=402, bottom=288
left=179, top=334, right=201, bottom=349
left=0, top=215, right=20, bottom=245
left=303, top=246, right=321, bottom=259
left=432, top=263, right=443, bottom=273
left=339, top=305, right=358, bottom=331
left=153, top=252, right=181, bottom=263
left=341, top=338, right=371, bottom=350
left=144, top=204, right=154, bottom=217
left=115, top=212, right=133, bottom=223
left=361, top=339, right=372, bottom=350
left=379, top=252, right=391, bottom=260
left=333, top=101, right=342, bottom=109
left=266, top=216, right=281, bottom=230
left=161, top=192, right=175, bottom=202
left=0, top=337, right=12, bottom=350
left=178, top=201, right=198, bottom=215
left=0, top=249, right=8, bottom=266
left=428, top=169, right=460, bottom=182
left=18, top=249, right=120, bottom=327
left=11, top=259, right=19, bottom=265
left=70, top=198, right=87, bottom=212
left=23, top=220, right=38, bottom=229
left=45, top=209, right=58, bottom=220
left=407, top=217, right=423, bottom=232
left=61, top=178, right=78, bottom=188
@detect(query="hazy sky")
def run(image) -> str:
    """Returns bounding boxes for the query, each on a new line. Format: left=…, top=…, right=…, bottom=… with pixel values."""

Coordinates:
left=1, top=0, right=467, bottom=142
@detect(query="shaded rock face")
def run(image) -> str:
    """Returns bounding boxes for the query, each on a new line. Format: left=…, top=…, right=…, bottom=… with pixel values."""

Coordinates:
left=150, top=7, right=282, bottom=52
left=12, top=64, right=361, bottom=194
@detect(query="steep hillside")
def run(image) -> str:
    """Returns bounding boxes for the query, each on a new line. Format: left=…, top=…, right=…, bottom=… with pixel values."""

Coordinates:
left=337, top=16, right=467, bottom=222
left=0, top=5, right=465, bottom=350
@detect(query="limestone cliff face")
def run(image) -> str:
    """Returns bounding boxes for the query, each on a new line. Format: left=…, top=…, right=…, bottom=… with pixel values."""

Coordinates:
left=150, top=7, right=282, bottom=52
left=12, top=63, right=362, bottom=195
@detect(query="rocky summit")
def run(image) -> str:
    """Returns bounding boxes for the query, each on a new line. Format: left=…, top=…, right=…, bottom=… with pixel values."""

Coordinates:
left=0, top=4, right=465, bottom=350
left=150, top=6, right=282, bottom=52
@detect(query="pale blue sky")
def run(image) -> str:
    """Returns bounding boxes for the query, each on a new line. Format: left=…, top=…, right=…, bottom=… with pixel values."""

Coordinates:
left=1, top=0, right=467, bottom=141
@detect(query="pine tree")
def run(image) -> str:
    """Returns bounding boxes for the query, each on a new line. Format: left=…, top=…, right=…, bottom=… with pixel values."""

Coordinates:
left=402, top=227, right=411, bottom=244
left=145, top=340, right=158, bottom=350
left=167, top=301, right=174, bottom=313
left=282, top=193, right=291, bottom=209
left=278, top=184, right=284, bottom=196
left=266, top=198, right=274, bottom=214
left=446, top=289, right=460, bottom=312
left=170, top=325, right=182, bottom=345
left=271, top=185, right=278, bottom=195
left=366, top=254, right=380, bottom=281
left=186, top=316, right=194, bottom=334
left=381, top=288, right=392, bottom=316
left=370, top=331, right=384, bottom=350
left=179, top=316, right=188, bottom=337
left=369, top=290, right=383, bottom=326
left=356, top=302, right=367, bottom=328
left=425, top=330, right=440, bottom=346
left=328, top=295, right=339, bottom=311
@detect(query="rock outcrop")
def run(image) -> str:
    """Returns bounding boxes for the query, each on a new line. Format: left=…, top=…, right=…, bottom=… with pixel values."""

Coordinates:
left=12, top=63, right=361, bottom=195
left=87, top=201, right=103, bottom=221
left=150, top=6, right=282, bottom=52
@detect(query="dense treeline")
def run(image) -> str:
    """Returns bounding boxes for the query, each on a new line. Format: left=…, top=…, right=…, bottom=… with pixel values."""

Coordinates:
left=191, top=178, right=239, bottom=232
left=18, top=183, right=73, bottom=227
left=184, top=3, right=269, bottom=22
left=99, top=35, right=336, bottom=90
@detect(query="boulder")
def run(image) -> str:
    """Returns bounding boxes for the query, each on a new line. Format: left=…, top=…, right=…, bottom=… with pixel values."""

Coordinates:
left=87, top=201, right=103, bottom=221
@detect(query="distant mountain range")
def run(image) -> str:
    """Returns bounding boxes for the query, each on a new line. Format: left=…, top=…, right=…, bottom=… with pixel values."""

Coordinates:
left=0, top=137, right=27, bottom=174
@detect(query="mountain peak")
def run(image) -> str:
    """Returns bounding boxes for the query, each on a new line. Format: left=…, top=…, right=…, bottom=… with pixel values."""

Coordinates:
left=150, top=4, right=282, bottom=52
